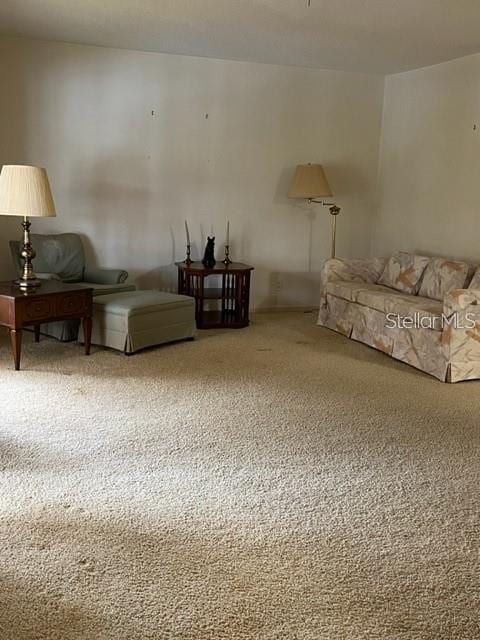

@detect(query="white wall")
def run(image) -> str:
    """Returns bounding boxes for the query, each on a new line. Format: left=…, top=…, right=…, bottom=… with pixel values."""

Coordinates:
left=0, top=38, right=30, bottom=278
left=373, top=53, right=480, bottom=260
left=0, top=37, right=384, bottom=308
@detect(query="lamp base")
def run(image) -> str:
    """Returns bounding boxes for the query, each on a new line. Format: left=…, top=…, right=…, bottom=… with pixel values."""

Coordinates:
left=16, top=216, right=41, bottom=291
left=16, top=277, right=41, bottom=291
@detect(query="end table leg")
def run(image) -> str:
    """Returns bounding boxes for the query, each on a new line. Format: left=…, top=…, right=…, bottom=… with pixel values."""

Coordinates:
left=10, top=329, right=22, bottom=371
left=83, top=316, right=92, bottom=355
left=34, top=325, right=40, bottom=343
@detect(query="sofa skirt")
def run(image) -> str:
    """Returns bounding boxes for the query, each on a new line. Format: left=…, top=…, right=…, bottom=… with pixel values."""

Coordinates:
left=319, top=294, right=451, bottom=382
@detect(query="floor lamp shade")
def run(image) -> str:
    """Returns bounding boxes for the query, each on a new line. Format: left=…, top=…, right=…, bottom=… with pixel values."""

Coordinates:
left=0, top=165, right=56, bottom=217
left=288, top=163, right=333, bottom=200
left=287, top=163, right=340, bottom=259
left=0, top=165, right=56, bottom=290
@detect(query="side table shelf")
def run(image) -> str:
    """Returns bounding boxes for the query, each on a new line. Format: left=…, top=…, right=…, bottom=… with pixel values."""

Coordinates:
left=176, top=262, right=254, bottom=329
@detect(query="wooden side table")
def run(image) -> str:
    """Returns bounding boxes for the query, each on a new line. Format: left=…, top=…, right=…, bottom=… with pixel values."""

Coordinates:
left=177, top=261, right=254, bottom=329
left=0, top=280, right=93, bottom=370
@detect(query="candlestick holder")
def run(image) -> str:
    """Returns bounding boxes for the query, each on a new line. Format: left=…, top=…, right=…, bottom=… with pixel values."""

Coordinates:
left=184, top=244, right=193, bottom=266
left=223, top=245, right=232, bottom=266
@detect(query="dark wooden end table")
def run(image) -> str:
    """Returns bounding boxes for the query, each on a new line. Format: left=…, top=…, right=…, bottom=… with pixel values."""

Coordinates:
left=177, top=261, right=254, bottom=329
left=0, top=280, right=93, bottom=371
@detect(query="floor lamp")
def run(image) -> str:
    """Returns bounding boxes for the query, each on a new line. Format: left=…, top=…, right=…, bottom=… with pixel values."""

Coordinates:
left=288, top=163, right=341, bottom=258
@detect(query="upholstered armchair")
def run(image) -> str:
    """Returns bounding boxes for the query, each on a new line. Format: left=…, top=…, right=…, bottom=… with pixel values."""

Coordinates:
left=10, top=233, right=135, bottom=341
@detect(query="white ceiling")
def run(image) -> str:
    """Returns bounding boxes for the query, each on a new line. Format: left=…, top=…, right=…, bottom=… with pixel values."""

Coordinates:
left=1, top=0, right=480, bottom=75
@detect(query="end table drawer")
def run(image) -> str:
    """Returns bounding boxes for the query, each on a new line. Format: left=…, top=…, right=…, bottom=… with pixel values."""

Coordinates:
left=22, top=297, right=55, bottom=321
left=16, top=290, right=91, bottom=323
left=56, top=292, right=91, bottom=317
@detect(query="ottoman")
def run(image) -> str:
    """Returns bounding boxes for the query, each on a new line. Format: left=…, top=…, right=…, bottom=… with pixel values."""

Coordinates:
left=84, top=290, right=195, bottom=354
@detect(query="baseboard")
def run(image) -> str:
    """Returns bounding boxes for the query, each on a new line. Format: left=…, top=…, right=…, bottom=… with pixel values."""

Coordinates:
left=253, top=306, right=319, bottom=313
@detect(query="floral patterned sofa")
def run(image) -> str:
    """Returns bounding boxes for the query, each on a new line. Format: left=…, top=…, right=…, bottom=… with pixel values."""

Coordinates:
left=318, top=251, right=480, bottom=383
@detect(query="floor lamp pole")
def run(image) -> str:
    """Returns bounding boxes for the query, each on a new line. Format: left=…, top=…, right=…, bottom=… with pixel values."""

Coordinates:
left=306, top=199, right=341, bottom=259
left=329, top=205, right=341, bottom=258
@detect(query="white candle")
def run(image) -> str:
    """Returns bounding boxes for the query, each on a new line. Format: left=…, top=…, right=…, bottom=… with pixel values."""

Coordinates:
left=184, top=220, right=191, bottom=245
left=226, top=220, right=230, bottom=246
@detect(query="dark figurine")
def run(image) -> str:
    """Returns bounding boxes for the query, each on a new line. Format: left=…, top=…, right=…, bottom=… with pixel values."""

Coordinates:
left=202, top=236, right=216, bottom=268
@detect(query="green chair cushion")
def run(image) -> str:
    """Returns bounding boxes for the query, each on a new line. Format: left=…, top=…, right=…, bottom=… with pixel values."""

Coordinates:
left=10, top=233, right=85, bottom=282
left=93, top=290, right=194, bottom=317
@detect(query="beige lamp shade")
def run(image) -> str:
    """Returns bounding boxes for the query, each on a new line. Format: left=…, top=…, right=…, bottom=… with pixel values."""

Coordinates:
left=0, top=165, right=56, bottom=217
left=288, top=163, right=333, bottom=199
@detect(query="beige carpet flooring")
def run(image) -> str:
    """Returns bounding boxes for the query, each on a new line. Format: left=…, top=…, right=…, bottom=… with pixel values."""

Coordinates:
left=0, top=312, right=479, bottom=639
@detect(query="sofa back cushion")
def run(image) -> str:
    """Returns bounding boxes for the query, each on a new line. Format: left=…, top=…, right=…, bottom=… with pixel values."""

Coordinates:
left=418, top=258, right=470, bottom=300
left=377, top=251, right=430, bottom=294
left=468, top=267, right=480, bottom=290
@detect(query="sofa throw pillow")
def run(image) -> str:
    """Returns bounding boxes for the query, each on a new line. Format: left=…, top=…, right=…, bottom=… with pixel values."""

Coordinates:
left=377, top=251, right=430, bottom=294
left=468, top=267, right=480, bottom=290
left=418, top=258, right=470, bottom=301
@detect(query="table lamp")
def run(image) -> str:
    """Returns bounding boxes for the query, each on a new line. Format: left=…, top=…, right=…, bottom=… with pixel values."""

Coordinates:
left=0, top=165, right=56, bottom=290
left=288, top=163, right=341, bottom=258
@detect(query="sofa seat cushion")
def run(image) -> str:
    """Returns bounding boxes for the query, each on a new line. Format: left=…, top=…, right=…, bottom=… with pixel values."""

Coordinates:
left=326, top=281, right=395, bottom=304
left=381, top=293, right=443, bottom=331
left=326, top=280, right=444, bottom=331
left=418, top=257, right=470, bottom=300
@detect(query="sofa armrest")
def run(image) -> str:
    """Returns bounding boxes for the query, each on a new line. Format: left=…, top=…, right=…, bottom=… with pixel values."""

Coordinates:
left=319, top=257, right=387, bottom=323
left=37, top=272, right=62, bottom=281
left=320, top=256, right=387, bottom=295
left=442, top=289, right=480, bottom=377
left=321, top=257, right=387, bottom=287
left=83, top=267, right=129, bottom=285
left=443, top=288, right=480, bottom=316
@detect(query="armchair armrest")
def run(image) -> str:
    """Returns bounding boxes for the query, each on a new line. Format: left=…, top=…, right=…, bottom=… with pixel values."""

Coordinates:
left=83, top=267, right=128, bottom=285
